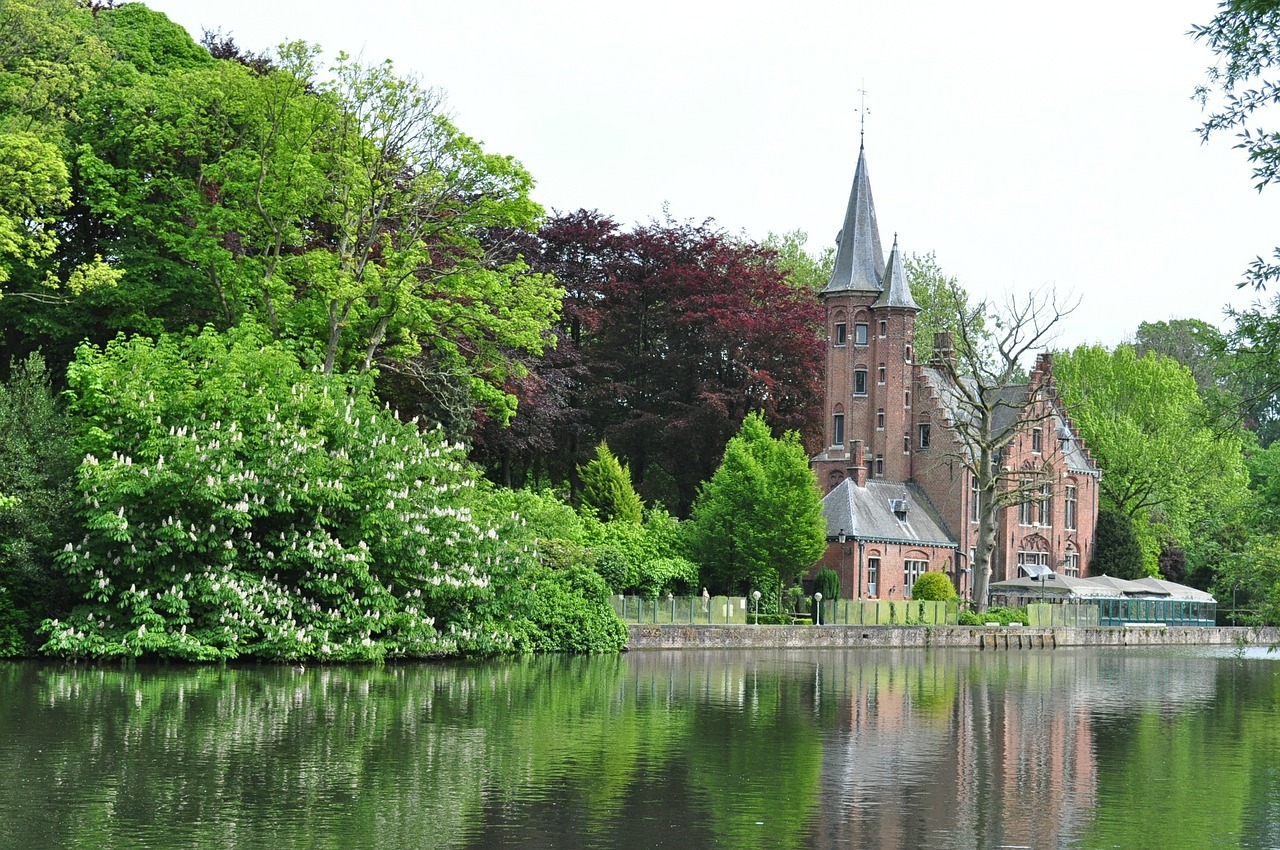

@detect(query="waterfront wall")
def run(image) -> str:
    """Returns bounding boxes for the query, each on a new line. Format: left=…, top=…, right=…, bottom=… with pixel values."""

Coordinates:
left=626, top=624, right=1280, bottom=650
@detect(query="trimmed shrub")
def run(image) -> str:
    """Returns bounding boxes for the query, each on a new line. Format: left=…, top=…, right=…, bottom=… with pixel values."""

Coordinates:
left=911, top=572, right=957, bottom=601
left=813, top=568, right=840, bottom=601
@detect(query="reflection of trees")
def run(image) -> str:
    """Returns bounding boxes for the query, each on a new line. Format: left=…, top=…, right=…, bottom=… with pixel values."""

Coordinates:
left=1086, top=657, right=1280, bottom=849
left=3, top=651, right=1276, bottom=850
left=0, top=655, right=827, bottom=850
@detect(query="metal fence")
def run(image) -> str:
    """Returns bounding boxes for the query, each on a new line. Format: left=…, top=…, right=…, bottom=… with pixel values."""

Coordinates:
left=613, top=595, right=751, bottom=625
left=613, top=595, right=960, bottom=626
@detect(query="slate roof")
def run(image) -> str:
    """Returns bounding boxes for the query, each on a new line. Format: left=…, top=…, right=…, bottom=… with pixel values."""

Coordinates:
left=822, top=478, right=957, bottom=548
left=918, top=366, right=1099, bottom=477
left=824, top=144, right=885, bottom=294
left=871, top=236, right=920, bottom=310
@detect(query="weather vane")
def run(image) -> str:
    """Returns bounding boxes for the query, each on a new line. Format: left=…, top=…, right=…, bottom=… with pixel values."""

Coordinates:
left=858, top=81, right=870, bottom=144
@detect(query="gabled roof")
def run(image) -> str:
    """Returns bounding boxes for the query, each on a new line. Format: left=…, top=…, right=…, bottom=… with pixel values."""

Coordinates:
left=822, top=478, right=956, bottom=548
left=871, top=235, right=920, bottom=310
left=917, top=366, right=1100, bottom=477
left=824, top=144, right=885, bottom=294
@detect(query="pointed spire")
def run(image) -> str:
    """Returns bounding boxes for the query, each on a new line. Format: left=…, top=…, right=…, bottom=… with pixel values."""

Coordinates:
left=825, top=144, right=885, bottom=293
left=872, top=234, right=920, bottom=310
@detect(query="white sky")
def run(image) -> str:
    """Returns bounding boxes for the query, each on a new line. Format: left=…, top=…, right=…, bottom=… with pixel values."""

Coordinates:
left=145, top=0, right=1280, bottom=349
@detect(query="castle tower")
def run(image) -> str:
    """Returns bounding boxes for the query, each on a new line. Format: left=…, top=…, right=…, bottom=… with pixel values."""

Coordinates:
left=813, top=145, right=919, bottom=490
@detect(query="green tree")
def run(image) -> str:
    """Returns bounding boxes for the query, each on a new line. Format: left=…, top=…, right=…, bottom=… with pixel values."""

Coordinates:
left=687, top=412, right=825, bottom=603
left=1193, top=3, right=1280, bottom=448
left=1091, top=505, right=1147, bottom=580
left=5, top=15, right=561, bottom=425
left=1053, top=345, right=1250, bottom=569
left=906, top=252, right=989, bottom=364
left=812, top=567, right=840, bottom=601
left=911, top=571, right=957, bottom=601
left=41, top=325, right=537, bottom=661
left=760, top=229, right=833, bottom=290
left=0, top=352, right=80, bottom=653
left=578, top=441, right=644, bottom=523
left=1194, top=0, right=1280, bottom=291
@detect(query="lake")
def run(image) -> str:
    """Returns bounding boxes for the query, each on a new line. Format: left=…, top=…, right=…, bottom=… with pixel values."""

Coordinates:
left=2, top=646, right=1279, bottom=849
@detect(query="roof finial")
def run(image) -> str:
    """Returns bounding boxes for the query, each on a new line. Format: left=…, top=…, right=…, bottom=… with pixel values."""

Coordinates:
left=858, top=81, right=870, bottom=147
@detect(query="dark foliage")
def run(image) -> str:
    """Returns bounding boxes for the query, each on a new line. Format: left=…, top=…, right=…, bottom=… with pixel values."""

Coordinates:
left=1091, top=506, right=1146, bottom=580
left=473, top=210, right=824, bottom=514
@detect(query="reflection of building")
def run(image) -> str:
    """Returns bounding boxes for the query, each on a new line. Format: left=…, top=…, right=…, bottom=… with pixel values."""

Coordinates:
left=810, top=145, right=1100, bottom=600
left=810, top=651, right=1100, bottom=850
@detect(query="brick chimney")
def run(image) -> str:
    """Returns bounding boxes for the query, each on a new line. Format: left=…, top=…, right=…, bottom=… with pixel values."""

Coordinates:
left=849, top=441, right=867, bottom=486
left=932, top=332, right=956, bottom=370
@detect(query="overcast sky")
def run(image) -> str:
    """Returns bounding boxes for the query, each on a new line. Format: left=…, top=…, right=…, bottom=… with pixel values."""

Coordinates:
left=146, top=0, right=1279, bottom=349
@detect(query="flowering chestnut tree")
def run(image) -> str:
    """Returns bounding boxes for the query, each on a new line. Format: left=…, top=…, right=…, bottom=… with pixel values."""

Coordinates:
left=41, top=325, right=531, bottom=660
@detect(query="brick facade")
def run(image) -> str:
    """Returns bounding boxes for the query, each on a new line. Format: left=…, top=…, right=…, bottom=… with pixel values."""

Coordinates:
left=810, top=147, right=1099, bottom=602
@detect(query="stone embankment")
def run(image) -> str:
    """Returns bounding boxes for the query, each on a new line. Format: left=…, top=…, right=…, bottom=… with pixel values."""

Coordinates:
left=626, top=624, right=1279, bottom=650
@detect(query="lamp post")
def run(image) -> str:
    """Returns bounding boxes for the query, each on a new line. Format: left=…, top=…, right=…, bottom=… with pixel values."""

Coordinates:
left=814, top=591, right=823, bottom=626
left=752, top=589, right=761, bottom=624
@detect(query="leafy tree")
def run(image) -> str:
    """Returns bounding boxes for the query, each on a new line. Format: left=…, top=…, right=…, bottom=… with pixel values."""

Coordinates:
left=812, top=567, right=840, bottom=601
left=1193, top=3, right=1280, bottom=448
left=578, top=441, right=644, bottom=523
left=3, top=12, right=561, bottom=425
left=906, top=252, right=989, bottom=364
left=1091, top=506, right=1146, bottom=580
left=1053, top=345, right=1250, bottom=568
left=507, top=562, right=628, bottom=653
left=1194, top=0, right=1280, bottom=291
left=760, top=229, right=833, bottom=290
left=499, top=210, right=824, bottom=514
left=911, top=572, right=957, bottom=601
left=0, top=352, right=80, bottom=653
left=1132, top=319, right=1227, bottom=399
left=1225, top=293, right=1280, bottom=446
left=41, top=325, right=536, bottom=661
left=687, top=412, right=825, bottom=604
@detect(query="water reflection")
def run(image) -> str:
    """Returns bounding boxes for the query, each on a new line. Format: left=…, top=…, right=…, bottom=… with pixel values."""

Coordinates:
left=1, top=648, right=1278, bottom=849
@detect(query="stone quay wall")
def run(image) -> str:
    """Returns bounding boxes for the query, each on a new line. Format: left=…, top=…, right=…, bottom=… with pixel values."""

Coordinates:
left=626, top=624, right=1279, bottom=651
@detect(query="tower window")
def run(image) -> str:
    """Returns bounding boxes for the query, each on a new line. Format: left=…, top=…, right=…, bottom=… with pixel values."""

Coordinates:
left=855, top=323, right=869, bottom=346
left=854, top=369, right=868, bottom=396
left=878, top=363, right=886, bottom=385
left=918, top=423, right=931, bottom=449
left=834, top=322, right=847, bottom=347
left=875, top=455, right=884, bottom=477
left=877, top=409, right=885, bottom=430
left=1032, top=427, right=1043, bottom=453
left=903, top=434, right=910, bottom=454
left=879, top=320, right=887, bottom=338
left=832, top=413, right=845, bottom=447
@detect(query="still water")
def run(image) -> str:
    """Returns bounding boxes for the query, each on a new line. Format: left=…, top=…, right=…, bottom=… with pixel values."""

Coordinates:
left=2, top=647, right=1279, bottom=850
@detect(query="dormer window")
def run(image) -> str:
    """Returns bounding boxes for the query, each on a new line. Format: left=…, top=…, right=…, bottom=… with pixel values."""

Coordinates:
left=834, top=322, right=847, bottom=347
left=854, top=323, right=869, bottom=346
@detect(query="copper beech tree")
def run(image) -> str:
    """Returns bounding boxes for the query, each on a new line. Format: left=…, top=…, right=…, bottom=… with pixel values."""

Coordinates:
left=472, top=210, right=825, bottom=514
